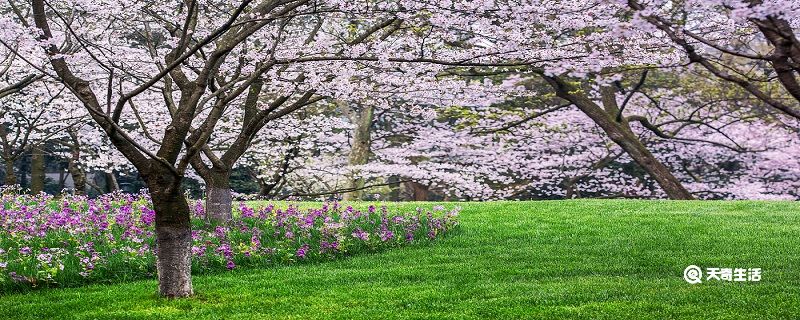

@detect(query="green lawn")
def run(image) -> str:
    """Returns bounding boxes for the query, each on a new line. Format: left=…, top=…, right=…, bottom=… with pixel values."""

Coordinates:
left=1, top=200, right=799, bottom=319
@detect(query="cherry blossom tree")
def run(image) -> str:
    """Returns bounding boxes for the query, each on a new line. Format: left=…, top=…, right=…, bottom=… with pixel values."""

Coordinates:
left=358, top=67, right=800, bottom=200
left=315, top=0, right=701, bottom=199
left=625, top=0, right=800, bottom=120
left=195, top=104, right=352, bottom=200
left=20, top=0, right=348, bottom=297
left=17, top=0, right=470, bottom=297
left=0, top=78, right=83, bottom=186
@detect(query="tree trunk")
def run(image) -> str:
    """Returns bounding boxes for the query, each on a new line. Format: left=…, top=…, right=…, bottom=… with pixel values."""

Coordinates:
left=204, top=170, right=233, bottom=223
left=3, top=158, right=15, bottom=186
left=151, top=188, right=193, bottom=298
left=57, top=170, right=66, bottom=191
left=253, top=147, right=297, bottom=199
left=545, top=77, right=694, bottom=200
left=106, top=171, right=120, bottom=193
left=413, top=182, right=429, bottom=201
left=67, top=158, right=86, bottom=196
left=66, top=130, right=86, bottom=195
left=30, top=145, right=46, bottom=193
left=564, top=176, right=580, bottom=199
left=18, top=156, right=28, bottom=189
left=343, top=104, right=375, bottom=201
left=257, top=178, right=271, bottom=198
left=145, top=165, right=193, bottom=298
left=404, top=181, right=429, bottom=201
left=606, top=131, right=693, bottom=199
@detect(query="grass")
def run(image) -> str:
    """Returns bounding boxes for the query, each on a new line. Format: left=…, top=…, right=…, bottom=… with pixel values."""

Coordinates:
left=1, top=200, right=799, bottom=319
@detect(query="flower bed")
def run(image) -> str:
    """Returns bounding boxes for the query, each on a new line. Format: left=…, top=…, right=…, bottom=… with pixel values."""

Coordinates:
left=0, top=191, right=459, bottom=292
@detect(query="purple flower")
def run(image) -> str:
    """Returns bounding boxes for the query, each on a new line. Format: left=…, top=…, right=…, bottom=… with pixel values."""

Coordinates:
left=251, top=233, right=261, bottom=249
left=239, top=202, right=255, bottom=218
left=226, top=260, right=236, bottom=270
left=193, top=201, right=206, bottom=218
left=216, top=243, right=233, bottom=259
left=428, top=230, right=437, bottom=239
left=258, top=205, right=272, bottom=219
left=320, top=240, right=340, bottom=253
left=192, top=245, right=206, bottom=257
left=19, top=247, right=32, bottom=255
left=380, top=230, right=394, bottom=242
left=214, top=226, right=228, bottom=239
left=140, top=206, right=155, bottom=226
left=351, top=228, right=370, bottom=241
left=296, top=244, right=310, bottom=259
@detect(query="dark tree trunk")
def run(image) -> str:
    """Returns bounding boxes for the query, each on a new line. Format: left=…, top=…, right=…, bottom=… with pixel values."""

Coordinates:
left=253, top=146, right=297, bottom=199
left=413, top=183, right=429, bottom=201
left=145, top=166, right=193, bottom=298
left=57, top=170, right=66, bottom=191
left=204, top=170, right=233, bottom=223
left=30, top=146, right=46, bottom=193
left=564, top=176, right=581, bottom=199
left=106, top=171, right=120, bottom=193
left=603, top=129, right=692, bottom=199
left=257, top=178, right=271, bottom=198
left=67, top=157, right=86, bottom=196
left=66, top=130, right=86, bottom=195
left=153, top=198, right=193, bottom=298
left=3, top=158, right=15, bottom=186
left=404, top=181, right=430, bottom=201
left=18, top=156, right=28, bottom=189
left=753, top=18, right=800, bottom=105
left=545, top=77, right=694, bottom=200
